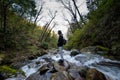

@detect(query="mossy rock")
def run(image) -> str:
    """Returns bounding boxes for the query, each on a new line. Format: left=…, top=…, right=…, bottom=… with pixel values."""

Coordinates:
left=0, top=65, right=17, bottom=78
left=38, top=64, right=49, bottom=75
left=70, top=49, right=81, bottom=56
left=0, top=65, right=25, bottom=78
left=96, top=46, right=109, bottom=51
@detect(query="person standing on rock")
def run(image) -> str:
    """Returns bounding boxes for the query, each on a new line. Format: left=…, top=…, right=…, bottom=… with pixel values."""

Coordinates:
left=57, top=30, right=64, bottom=60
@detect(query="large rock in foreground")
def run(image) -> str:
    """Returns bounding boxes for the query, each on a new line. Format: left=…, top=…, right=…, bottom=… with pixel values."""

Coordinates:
left=86, top=68, right=107, bottom=80
left=51, top=71, right=73, bottom=80
left=54, top=60, right=70, bottom=72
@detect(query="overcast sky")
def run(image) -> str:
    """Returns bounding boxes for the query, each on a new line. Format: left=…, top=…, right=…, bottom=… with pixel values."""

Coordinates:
left=35, top=0, right=88, bottom=38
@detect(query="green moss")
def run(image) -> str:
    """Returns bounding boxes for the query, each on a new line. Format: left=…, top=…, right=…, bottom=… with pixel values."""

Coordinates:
left=96, top=45, right=109, bottom=51
left=0, top=65, right=17, bottom=74
left=41, top=42, right=49, bottom=50
left=0, top=65, right=17, bottom=77
left=0, top=65, right=26, bottom=78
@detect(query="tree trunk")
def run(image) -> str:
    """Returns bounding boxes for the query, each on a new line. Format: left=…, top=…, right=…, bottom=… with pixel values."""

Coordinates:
left=72, top=0, right=85, bottom=24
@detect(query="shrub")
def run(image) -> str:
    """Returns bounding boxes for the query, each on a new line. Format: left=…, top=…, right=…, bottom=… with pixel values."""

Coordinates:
left=41, top=42, right=49, bottom=50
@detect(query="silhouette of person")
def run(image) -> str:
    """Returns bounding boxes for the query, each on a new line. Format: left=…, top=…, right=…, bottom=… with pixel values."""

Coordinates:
left=57, top=30, right=64, bottom=59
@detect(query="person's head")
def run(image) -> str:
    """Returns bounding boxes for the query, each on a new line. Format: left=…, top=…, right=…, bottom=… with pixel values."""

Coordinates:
left=58, top=30, right=62, bottom=35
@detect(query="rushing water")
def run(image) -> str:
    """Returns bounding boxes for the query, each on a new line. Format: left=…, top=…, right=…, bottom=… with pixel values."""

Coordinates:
left=6, top=50, right=120, bottom=80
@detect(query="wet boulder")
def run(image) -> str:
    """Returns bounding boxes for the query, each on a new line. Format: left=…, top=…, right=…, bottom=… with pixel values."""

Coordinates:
left=86, top=68, right=107, bottom=80
left=35, top=61, right=41, bottom=65
left=26, top=72, right=47, bottom=80
left=78, top=66, right=89, bottom=78
left=42, top=57, right=54, bottom=63
left=68, top=64, right=88, bottom=79
left=53, top=60, right=70, bottom=72
left=70, top=49, right=81, bottom=56
left=6, top=73, right=26, bottom=80
left=28, top=54, right=37, bottom=60
left=50, top=71, right=73, bottom=80
left=68, top=69, right=83, bottom=80
left=38, top=64, right=50, bottom=75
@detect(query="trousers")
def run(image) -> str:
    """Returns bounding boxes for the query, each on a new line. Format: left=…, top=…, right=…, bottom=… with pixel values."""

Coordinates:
left=58, top=46, right=63, bottom=59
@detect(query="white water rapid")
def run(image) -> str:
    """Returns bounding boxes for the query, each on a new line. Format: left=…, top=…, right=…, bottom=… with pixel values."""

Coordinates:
left=7, top=50, right=120, bottom=80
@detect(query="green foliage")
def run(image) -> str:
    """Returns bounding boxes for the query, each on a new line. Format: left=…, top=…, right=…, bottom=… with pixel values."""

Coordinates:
left=41, top=42, right=49, bottom=50
left=0, top=0, right=37, bottom=17
left=0, top=0, right=57, bottom=66
left=0, top=10, right=57, bottom=53
left=0, top=65, right=17, bottom=77
left=49, top=32, right=58, bottom=48
left=0, top=65, right=25, bottom=78
left=66, top=0, right=120, bottom=57
left=96, top=45, right=109, bottom=51
left=89, top=0, right=113, bottom=21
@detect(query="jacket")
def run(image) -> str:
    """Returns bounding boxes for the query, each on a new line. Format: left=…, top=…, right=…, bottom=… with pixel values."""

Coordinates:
left=57, top=34, right=64, bottom=47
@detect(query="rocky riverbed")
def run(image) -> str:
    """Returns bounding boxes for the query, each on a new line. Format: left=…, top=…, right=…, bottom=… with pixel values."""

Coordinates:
left=6, top=49, right=120, bottom=80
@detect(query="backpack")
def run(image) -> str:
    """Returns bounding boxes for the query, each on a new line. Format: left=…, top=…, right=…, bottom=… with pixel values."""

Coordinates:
left=63, top=38, right=67, bottom=45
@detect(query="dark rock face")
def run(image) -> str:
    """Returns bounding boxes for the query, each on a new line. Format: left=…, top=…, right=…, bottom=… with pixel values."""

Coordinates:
left=86, top=68, right=107, bottom=80
left=70, top=49, right=81, bottom=56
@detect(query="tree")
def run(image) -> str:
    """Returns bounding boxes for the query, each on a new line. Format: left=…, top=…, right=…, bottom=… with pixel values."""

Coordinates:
left=0, top=0, right=37, bottom=29
left=56, top=0, right=85, bottom=29
left=71, top=0, right=85, bottom=24
left=0, top=0, right=37, bottom=50
left=34, top=0, right=44, bottom=24
left=86, top=0, right=105, bottom=12
left=44, top=22, right=57, bottom=41
left=39, top=10, right=57, bottom=43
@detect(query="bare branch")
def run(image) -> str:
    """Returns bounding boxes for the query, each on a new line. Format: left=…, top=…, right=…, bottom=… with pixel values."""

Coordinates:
left=72, top=0, right=85, bottom=24
left=34, top=0, right=44, bottom=24
left=59, top=0, right=80, bottom=28
left=44, top=22, right=57, bottom=41
left=36, top=16, right=43, bottom=23
left=62, top=12, right=73, bottom=33
left=39, top=10, right=57, bottom=43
